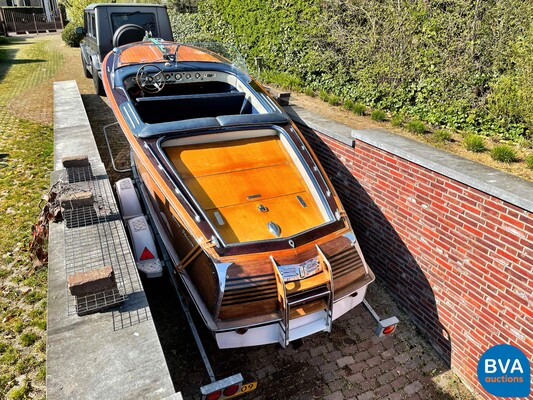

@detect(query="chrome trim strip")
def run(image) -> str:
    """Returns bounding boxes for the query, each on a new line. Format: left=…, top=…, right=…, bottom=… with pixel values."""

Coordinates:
left=342, top=232, right=356, bottom=243
left=213, top=262, right=232, bottom=320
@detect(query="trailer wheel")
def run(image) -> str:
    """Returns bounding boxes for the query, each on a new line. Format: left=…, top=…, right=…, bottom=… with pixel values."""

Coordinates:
left=81, top=50, right=92, bottom=78
left=92, top=65, right=105, bottom=96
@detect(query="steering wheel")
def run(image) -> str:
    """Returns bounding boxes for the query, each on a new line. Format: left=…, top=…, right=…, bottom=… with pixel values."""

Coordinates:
left=136, top=64, right=166, bottom=94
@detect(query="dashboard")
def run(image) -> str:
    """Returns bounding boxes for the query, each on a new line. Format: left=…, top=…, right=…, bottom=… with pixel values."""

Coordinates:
left=161, top=71, right=218, bottom=84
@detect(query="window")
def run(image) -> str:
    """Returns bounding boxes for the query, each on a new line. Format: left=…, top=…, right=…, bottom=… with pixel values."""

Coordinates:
left=90, top=13, right=96, bottom=36
left=110, top=12, right=158, bottom=37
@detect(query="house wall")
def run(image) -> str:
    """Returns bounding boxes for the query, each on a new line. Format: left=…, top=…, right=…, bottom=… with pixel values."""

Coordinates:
left=0, top=0, right=42, bottom=7
left=289, top=107, right=533, bottom=398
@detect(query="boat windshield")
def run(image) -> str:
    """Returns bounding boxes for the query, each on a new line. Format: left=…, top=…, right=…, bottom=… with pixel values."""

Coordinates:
left=186, top=42, right=249, bottom=75
left=114, top=40, right=249, bottom=75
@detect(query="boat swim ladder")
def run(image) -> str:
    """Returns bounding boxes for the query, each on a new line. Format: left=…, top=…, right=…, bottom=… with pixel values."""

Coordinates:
left=271, top=245, right=334, bottom=348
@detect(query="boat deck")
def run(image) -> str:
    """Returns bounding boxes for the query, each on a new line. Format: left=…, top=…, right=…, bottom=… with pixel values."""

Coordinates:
left=165, top=135, right=326, bottom=243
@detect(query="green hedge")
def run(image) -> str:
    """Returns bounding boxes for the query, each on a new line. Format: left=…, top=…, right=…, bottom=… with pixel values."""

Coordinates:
left=182, top=0, right=533, bottom=141
left=61, top=23, right=83, bottom=47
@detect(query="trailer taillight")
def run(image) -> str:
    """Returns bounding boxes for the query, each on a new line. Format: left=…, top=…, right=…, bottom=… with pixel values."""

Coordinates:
left=140, top=247, right=155, bottom=260
left=200, top=373, right=244, bottom=400
left=223, top=384, right=240, bottom=396
left=382, top=324, right=397, bottom=335
left=205, top=390, right=222, bottom=400
left=375, top=316, right=399, bottom=337
left=362, top=299, right=400, bottom=337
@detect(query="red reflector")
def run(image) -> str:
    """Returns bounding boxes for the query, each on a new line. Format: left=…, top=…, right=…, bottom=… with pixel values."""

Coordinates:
left=205, top=390, right=222, bottom=400
left=223, top=384, right=240, bottom=396
left=383, top=324, right=397, bottom=335
left=140, top=247, right=155, bottom=261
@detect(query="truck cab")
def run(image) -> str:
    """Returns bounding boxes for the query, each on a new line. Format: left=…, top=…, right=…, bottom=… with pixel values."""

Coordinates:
left=77, top=3, right=173, bottom=95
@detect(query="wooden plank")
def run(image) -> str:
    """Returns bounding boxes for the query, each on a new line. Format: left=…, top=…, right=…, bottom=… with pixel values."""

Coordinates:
left=285, top=272, right=329, bottom=294
left=166, top=136, right=287, bottom=178
left=218, top=298, right=279, bottom=320
left=166, top=135, right=329, bottom=243
left=184, top=163, right=306, bottom=209
left=290, top=300, right=327, bottom=319
left=207, top=192, right=324, bottom=242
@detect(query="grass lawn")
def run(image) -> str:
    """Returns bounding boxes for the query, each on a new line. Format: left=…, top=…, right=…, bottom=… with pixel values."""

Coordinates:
left=0, top=35, right=63, bottom=399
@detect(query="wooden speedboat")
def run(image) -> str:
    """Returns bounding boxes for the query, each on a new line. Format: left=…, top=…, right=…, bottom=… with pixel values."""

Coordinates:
left=102, top=39, right=375, bottom=348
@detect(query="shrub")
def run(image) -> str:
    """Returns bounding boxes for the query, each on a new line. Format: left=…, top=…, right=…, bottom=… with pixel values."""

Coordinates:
left=169, top=12, right=203, bottom=42
left=328, top=94, right=341, bottom=106
left=525, top=153, right=533, bottom=169
left=371, top=109, right=386, bottom=121
left=490, top=145, right=518, bottom=163
left=464, top=134, right=486, bottom=152
left=431, top=129, right=453, bottom=143
left=318, top=89, right=329, bottom=102
left=61, top=23, right=83, bottom=47
left=261, top=70, right=302, bottom=90
left=391, top=114, right=403, bottom=127
left=197, top=0, right=533, bottom=144
left=304, top=87, right=315, bottom=97
left=406, top=119, right=426, bottom=134
left=343, top=99, right=354, bottom=110
left=352, top=102, right=366, bottom=116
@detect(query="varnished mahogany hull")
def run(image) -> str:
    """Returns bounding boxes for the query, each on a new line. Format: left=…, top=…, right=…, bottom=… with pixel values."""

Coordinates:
left=101, top=42, right=375, bottom=343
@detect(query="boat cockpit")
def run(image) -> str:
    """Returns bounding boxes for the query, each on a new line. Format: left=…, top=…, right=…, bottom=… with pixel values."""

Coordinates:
left=109, top=42, right=290, bottom=137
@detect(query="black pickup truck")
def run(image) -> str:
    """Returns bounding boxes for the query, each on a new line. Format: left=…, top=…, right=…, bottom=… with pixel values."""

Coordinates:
left=76, top=3, right=173, bottom=95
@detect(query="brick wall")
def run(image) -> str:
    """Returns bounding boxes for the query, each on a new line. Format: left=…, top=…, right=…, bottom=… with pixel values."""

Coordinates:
left=298, top=124, right=533, bottom=398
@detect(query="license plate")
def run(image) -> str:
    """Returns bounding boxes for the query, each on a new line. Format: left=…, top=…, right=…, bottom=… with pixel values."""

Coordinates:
left=225, top=382, right=258, bottom=398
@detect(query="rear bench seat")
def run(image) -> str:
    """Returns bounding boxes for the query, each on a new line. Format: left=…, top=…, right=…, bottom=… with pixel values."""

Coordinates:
left=135, top=92, right=248, bottom=123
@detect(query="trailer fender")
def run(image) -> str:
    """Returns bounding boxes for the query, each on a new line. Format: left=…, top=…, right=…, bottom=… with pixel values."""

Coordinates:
left=127, top=216, right=163, bottom=278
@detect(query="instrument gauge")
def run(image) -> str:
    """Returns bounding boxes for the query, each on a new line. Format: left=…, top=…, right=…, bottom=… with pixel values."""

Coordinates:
left=185, top=73, right=192, bottom=80
left=195, top=73, right=201, bottom=79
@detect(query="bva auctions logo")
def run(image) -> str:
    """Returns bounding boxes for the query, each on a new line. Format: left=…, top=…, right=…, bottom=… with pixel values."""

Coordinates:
left=477, top=344, right=530, bottom=397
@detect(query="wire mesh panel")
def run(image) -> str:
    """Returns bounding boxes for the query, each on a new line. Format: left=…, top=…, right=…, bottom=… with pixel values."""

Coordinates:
left=67, top=165, right=94, bottom=184
left=62, top=163, right=141, bottom=316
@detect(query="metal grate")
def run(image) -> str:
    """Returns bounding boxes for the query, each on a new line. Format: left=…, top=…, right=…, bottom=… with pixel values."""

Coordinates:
left=67, top=165, right=94, bottom=183
left=63, top=163, right=141, bottom=316
left=75, top=289, right=125, bottom=316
